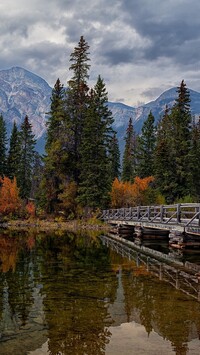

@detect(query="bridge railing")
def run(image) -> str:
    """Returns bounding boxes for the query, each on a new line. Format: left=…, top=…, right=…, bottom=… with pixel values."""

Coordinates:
left=101, top=203, right=200, bottom=227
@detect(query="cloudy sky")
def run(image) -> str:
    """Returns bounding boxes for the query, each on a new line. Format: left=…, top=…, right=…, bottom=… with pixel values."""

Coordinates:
left=1, top=0, right=200, bottom=106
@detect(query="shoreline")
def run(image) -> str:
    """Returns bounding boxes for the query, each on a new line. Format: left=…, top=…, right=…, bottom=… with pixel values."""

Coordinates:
left=0, top=219, right=110, bottom=232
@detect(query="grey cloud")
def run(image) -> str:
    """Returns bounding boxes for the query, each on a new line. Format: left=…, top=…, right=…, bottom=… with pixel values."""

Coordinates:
left=118, top=0, right=200, bottom=65
left=101, top=47, right=136, bottom=65
left=141, top=86, right=171, bottom=101
left=0, top=0, right=200, bottom=104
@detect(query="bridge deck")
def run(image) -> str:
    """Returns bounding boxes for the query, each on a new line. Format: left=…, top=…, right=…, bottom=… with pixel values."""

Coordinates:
left=101, top=203, right=200, bottom=236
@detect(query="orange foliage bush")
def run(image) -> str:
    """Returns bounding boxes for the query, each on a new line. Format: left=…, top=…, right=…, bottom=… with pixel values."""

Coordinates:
left=110, top=176, right=154, bottom=208
left=0, top=176, right=21, bottom=215
left=26, top=201, right=36, bottom=217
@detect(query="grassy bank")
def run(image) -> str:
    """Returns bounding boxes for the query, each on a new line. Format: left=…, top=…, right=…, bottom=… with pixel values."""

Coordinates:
left=0, top=218, right=110, bottom=233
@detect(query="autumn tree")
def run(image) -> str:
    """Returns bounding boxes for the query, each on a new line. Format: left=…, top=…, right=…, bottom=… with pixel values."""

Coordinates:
left=0, top=113, right=7, bottom=177
left=110, top=176, right=154, bottom=208
left=58, top=181, right=78, bottom=218
left=0, top=176, right=21, bottom=215
left=121, top=118, right=137, bottom=182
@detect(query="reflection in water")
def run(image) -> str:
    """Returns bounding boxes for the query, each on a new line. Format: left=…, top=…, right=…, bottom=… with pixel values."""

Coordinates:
left=0, top=230, right=200, bottom=354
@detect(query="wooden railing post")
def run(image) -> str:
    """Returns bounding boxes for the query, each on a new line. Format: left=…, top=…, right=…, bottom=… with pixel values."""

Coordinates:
left=137, top=206, right=141, bottom=220
left=177, top=204, right=181, bottom=223
left=160, top=205, right=164, bottom=222
left=147, top=206, right=150, bottom=221
left=199, top=204, right=200, bottom=227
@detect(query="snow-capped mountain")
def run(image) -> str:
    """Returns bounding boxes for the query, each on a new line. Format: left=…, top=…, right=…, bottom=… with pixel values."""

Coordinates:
left=0, top=67, right=51, bottom=139
left=0, top=67, right=200, bottom=154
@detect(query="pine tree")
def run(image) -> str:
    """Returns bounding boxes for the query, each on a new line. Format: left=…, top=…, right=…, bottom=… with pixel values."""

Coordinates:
left=0, top=114, right=7, bottom=177
left=137, top=111, right=156, bottom=178
left=169, top=80, right=192, bottom=199
left=154, top=106, right=176, bottom=201
left=191, top=118, right=200, bottom=199
left=45, top=78, right=66, bottom=150
left=78, top=77, right=114, bottom=208
left=121, top=118, right=137, bottom=182
left=30, top=152, right=44, bottom=199
left=7, top=121, right=21, bottom=180
left=43, top=78, right=70, bottom=213
left=66, top=36, right=90, bottom=183
left=109, top=132, right=121, bottom=181
left=18, top=115, right=36, bottom=199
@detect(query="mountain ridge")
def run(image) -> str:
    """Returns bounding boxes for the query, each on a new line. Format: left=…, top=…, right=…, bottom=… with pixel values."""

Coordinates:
left=0, top=66, right=200, bottom=153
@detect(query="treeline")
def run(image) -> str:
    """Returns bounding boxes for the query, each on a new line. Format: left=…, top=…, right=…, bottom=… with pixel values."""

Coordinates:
left=0, top=36, right=200, bottom=218
left=120, top=79, right=200, bottom=205
left=0, top=37, right=120, bottom=218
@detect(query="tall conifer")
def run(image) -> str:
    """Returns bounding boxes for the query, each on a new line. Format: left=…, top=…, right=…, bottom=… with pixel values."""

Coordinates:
left=18, top=115, right=36, bottom=199
left=43, top=78, right=68, bottom=212
left=109, top=132, right=121, bottom=181
left=121, top=118, right=137, bottom=182
left=78, top=77, right=114, bottom=208
left=66, top=36, right=90, bottom=183
left=7, top=121, right=21, bottom=180
left=0, top=114, right=7, bottom=177
left=137, top=111, right=156, bottom=178
left=169, top=80, right=192, bottom=199
left=191, top=118, right=200, bottom=199
left=154, top=106, right=176, bottom=201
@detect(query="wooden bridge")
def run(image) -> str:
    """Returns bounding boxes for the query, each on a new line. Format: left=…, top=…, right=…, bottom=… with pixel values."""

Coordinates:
left=101, top=203, right=200, bottom=239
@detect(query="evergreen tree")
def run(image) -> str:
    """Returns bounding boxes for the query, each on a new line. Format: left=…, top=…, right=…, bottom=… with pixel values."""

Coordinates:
left=7, top=121, right=21, bottom=180
left=45, top=78, right=66, bottom=150
left=30, top=152, right=44, bottom=199
left=0, top=113, right=7, bottom=177
left=109, top=132, right=121, bottom=181
left=121, top=118, right=137, bottom=182
left=66, top=35, right=90, bottom=183
left=78, top=77, right=114, bottom=208
left=191, top=118, right=200, bottom=199
left=18, top=115, right=36, bottom=199
left=154, top=106, right=176, bottom=201
left=93, top=75, right=114, bottom=146
left=43, top=78, right=69, bottom=212
left=169, top=80, right=192, bottom=200
left=137, top=111, right=156, bottom=178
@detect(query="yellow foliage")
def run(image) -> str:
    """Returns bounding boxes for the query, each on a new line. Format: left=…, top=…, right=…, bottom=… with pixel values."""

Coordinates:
left=58, top=181, right=77, bottom=216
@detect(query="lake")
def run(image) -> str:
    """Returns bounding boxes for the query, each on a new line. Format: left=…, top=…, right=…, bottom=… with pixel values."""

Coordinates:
left=0, top=229, right=200, bottom=355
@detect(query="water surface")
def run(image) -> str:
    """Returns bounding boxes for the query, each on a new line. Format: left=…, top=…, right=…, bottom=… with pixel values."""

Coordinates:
left=0, top=230, right=200, bottom=354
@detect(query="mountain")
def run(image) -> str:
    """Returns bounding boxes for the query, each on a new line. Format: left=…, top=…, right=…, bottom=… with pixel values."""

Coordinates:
left=109, top=88, right=200, bottom=153
left=0, top=67, right=51, bottom=151
left=0, top=67, right=200, bottom=154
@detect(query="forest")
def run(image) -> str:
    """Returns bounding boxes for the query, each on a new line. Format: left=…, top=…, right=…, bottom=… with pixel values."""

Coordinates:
left=0, top=36, right=200, bottom=220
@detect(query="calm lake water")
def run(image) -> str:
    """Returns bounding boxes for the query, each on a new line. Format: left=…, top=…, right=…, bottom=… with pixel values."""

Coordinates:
left=0, top=229, right=200, bottom=355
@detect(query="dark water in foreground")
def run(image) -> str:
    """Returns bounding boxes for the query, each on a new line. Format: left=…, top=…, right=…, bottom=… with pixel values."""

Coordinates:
left=0, top=230, right=200, bottom=355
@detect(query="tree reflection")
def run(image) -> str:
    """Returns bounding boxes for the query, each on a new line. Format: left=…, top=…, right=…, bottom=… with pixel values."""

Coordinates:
left=0, top=231, right=36, bottom=332
left=39, top=232, right=118, bottom=355
left=119, top=254, right=200, bottom=354
left=1, top=230, right=200, bottom=354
